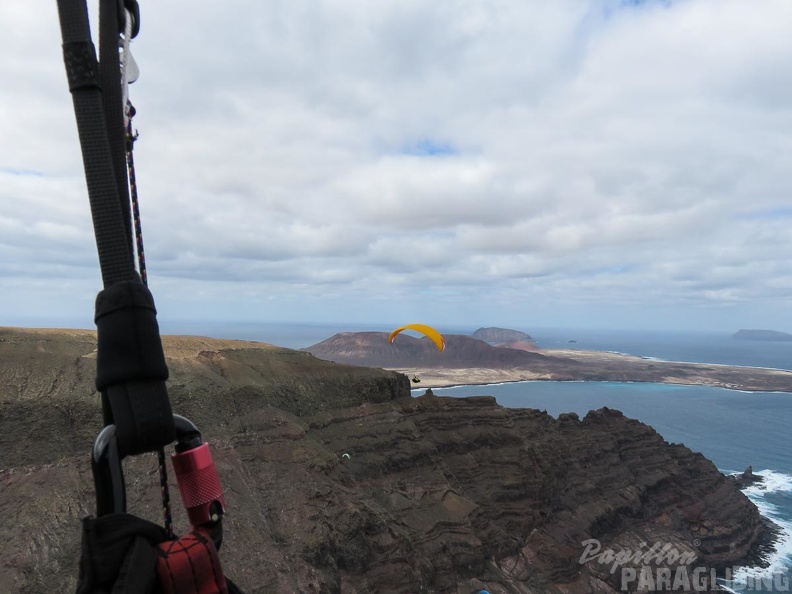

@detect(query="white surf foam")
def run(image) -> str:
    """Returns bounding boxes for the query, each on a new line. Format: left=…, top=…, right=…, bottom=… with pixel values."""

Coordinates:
left=729, top=470, right=792, bottom=585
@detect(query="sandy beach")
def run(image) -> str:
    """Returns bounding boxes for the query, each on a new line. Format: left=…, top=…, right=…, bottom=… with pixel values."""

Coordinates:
left=391, top=348, right=792, bottom=392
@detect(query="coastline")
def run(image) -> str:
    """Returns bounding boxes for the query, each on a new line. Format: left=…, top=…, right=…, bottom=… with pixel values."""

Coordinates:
left=392, top=348, right=792, bottom=392
left=408, top=376, right=792, bottom=394
left=410, top=376, right=790, bottom=586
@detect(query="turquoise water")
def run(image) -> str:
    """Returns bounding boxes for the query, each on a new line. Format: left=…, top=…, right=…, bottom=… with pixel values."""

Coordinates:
left=430, top=380, right=792, bottom=591
left=430, top=381, right=792, bottom=473
left=528, top=327, right=792, bottom=371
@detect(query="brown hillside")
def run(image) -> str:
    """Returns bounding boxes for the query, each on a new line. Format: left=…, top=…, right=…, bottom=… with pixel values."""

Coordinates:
left=495, top=339, right=542, bottom=352
left=0, top=327, right=773, bottom=593
left=304, top=332, right=565, bottom=370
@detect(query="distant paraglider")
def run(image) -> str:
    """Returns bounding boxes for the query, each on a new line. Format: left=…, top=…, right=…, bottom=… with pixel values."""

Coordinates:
left=412, top=376, right=421, bottom=384
left=388, top=323, right=446, bottom=352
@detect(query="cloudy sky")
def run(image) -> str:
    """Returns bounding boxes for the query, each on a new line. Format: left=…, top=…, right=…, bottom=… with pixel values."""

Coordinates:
left=1, top=0, right=791, bottom=335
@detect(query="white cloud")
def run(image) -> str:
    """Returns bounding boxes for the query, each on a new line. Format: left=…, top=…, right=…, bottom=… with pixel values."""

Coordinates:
left=1, top=0, right=791, bottom=332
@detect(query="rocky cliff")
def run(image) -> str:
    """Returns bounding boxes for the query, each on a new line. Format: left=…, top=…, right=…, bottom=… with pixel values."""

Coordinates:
left=0, top=327, right=772, bottom=593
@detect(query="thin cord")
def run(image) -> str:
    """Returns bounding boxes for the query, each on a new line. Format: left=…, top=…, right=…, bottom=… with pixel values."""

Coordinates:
left=126, top=107, right=173, bottom=538
left=126, top=111, right=148, bottom=284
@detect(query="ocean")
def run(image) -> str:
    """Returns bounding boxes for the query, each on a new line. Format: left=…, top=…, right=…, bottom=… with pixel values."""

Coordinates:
left=426, top=329, right=792, bottom=593
left=161, top=321, right=792, bottom=591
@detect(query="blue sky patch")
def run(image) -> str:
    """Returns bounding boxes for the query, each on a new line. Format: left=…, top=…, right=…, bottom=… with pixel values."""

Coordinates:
left=0, top=167, right=45, bottom=177
left=601, top=0, right=672, bottom=18
left=402, top=140, right=457, bottom=157
left=579, top=264, right=635, bottom=277
left=741, top=206, right=792, bottom=220
left=620, top=0, right=671, bottom=7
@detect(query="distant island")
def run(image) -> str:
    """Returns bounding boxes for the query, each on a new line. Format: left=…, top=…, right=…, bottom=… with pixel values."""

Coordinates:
left=471, top=327, right=535, bottom=343
left=733, top=329, right=792, bottom=342
left=306, top=330, right=792, bottom=392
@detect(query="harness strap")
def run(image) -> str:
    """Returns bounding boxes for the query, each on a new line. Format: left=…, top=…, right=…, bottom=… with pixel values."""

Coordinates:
left=60, top=3, right=244, bottom=592
left=57, top=0, right=175, bottom=457
left=95, top=280, right=172, bottom=455
left=58, top=0, right=137, bottom=287
left=98, top=0, right=134, bottom=259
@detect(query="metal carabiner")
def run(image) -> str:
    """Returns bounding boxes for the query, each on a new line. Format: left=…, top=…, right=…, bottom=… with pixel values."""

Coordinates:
left=91, top=414, right=226, bottom=547
left=170, top=416, right=226, bottom=529
left=92, top=423, right=126, bottom=516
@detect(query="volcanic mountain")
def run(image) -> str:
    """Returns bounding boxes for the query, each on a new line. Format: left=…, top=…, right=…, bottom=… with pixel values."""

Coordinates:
left=303, top=331, right=565, bottom=370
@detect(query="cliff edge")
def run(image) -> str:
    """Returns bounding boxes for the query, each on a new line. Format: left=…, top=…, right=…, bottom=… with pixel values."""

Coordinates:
left=0, top=327, right=772, bottom=593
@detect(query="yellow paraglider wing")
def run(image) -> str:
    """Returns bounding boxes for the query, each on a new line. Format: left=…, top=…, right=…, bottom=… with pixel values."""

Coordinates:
left=388, top=323, right=445, bottom=352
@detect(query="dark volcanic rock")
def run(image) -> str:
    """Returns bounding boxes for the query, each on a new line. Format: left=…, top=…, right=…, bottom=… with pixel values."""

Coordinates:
left=472, top=327, right=536, bottom=343
left=730, top=466, right=764, bottom=488
left=733, top=329, right=792, bottom=341
left=0, top=327, right=773, bottom=593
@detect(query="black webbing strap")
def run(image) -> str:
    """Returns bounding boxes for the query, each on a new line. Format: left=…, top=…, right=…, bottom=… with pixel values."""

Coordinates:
left=57, top=0, right=175, bottom=457
left=99, top=0, right=135, bottom=260
left=58, top=0, right=137, bottom=287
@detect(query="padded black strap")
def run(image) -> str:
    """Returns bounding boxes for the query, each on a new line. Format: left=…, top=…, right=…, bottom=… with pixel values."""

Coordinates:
left=95, top=280, right=169, bottom=390
left=58, top=0, right=175, bottom=457
left=95, top=279, right=175, bottom=456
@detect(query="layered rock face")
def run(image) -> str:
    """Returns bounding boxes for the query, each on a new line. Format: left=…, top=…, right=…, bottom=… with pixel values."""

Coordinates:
left=0, top=328, right=769, bottom=593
